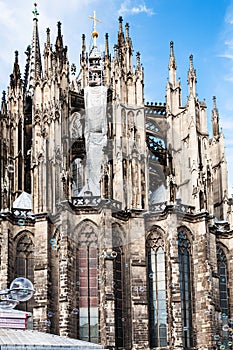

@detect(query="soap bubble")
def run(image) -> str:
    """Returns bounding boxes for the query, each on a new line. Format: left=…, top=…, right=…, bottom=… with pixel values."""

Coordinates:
left=72, top=308, right=79, bottom=315
left=49, top=238, right=58, bottom=250
left=6, top=164, right=15, bottom=173
left=222, top=324, right=229, bottom=331
left=214, top=335, right=220, bottom=341
left=45, top=319, right=51, bottom=327
left=10, top=277, right=34, bottom=302
left=205, top=310, right=211, bottom=315
left=17, top=218, right=25, bottom=226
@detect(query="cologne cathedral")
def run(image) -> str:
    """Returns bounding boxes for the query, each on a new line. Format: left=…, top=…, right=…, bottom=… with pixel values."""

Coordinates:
left=0, top=4, right=233, bottom=350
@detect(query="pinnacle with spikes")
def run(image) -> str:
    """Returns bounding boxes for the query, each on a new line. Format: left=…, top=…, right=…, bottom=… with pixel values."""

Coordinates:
left=32, top=3, right=39, bottom=20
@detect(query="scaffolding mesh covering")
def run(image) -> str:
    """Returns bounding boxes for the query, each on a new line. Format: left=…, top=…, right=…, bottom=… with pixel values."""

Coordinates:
left=79, top=86, right=107, bottom=196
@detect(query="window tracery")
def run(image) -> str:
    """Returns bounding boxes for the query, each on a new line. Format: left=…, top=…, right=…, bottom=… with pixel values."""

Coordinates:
left=146, top=229, right=167, bottom=347
left=177, top=230, right=193, bottom=348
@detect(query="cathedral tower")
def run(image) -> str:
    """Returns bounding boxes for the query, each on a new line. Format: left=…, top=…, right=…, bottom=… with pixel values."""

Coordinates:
left=0, top=5, right=233, bottom=350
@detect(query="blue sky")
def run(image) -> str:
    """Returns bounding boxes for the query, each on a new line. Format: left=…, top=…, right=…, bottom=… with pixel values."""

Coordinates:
left=1, top=0, right=233, bottom=192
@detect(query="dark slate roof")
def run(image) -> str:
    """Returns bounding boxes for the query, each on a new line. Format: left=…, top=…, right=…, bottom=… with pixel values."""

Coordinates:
left=0, top=328, right=104, bottom=349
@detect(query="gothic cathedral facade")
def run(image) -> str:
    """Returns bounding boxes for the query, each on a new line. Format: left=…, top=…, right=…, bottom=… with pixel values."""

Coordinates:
left=0, top=5, right=233, bottom=350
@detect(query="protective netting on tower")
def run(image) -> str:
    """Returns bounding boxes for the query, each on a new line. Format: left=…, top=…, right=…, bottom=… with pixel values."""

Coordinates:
left=79, top=86, right=107, bottom=196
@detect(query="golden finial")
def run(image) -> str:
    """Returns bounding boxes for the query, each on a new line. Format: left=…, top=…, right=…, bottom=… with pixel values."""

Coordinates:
left=32, top=3, right=39, bottom=20
left=88, top=11, right=102, bottom=47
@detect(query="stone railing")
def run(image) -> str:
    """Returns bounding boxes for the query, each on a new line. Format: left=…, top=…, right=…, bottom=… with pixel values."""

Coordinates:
left=12, top=208, right=35, bottom=220
left=71, top=197, right=122, bottom=211
left=149, top=201, right=195, bottom=214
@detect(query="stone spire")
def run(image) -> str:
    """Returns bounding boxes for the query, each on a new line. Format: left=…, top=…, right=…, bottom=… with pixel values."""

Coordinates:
left=10, top=51, right=21, bottom=89
left=104, top=33, right=111, bottom=86
left=1, top=91, right=7, bottom=116
left=105, top=33, right=109, bottom=59
left=80, top=34, right=87, bottom=89
left=46, top=27, right=51, bottom=47
left=188, top=54, right=196, bottom=98
left=136, top=52, right=141, bottom=71
left=212, top=96, right=220, bottom=137
left=55, top=21, right=63, bottom=52
left=27, top=3, right=42, bottom=94
left=166, top=41, right=182, bottom=112
left=168, top=41, right=177, bottom=85
left=118, top=16, right=125, bottom=47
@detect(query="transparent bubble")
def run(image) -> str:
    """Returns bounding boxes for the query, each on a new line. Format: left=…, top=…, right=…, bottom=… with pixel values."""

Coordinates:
left=48, top=311, right=54, bottom=318
left=72, top=308, right=79, bottom=315
left=229, top=317, right=233, bottom=324
left=45, top=319, right=51, bottom=327
left=10, top=277, right=34, bottom=302
left=228, top=341, right=233, bottom=346
left=17, top=218, right=25, bottom=226
left=220, top=345, right=225, bottom=350
left=214, top=335, right=220, bottom=341
left=6, top=164, right=15, bottom=173
left=49, top=238, right=58, bottom=250
left=223, top=324, right=229, bottom=331
left=149, top=273, right=153, bottom=279
left=205, top=310, right=211, bottom=315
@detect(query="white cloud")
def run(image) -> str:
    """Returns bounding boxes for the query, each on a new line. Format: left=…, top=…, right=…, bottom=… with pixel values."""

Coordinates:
left=118, top=0, right=154, bottom=16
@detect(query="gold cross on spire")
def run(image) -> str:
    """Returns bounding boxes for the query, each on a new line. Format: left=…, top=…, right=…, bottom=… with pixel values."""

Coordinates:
left=88, top=11, right=102, bottom=47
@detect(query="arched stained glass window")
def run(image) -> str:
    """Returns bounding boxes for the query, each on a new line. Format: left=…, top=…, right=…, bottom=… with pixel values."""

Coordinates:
left=113, top=246, right=124, bottom=349
left=217, top=247, right=229, bottom=317
left=78, top=224, right=99, bottom=344
left=178, top=231, right=193, bottom=348
left=148, top=245, right=167, bottom=347
left=15, top=234, right=34, bottom=282
left=15, top=234, right=34, bottom=312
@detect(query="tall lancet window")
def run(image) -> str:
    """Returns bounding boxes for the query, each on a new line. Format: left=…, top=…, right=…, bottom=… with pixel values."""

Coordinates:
left=113, top=246, right=124, bottom=348
left=147, top=232, right=167, bottom=347
left=112, top=225, right=126, bottom=349
left=72, top=158, right=83, bottom=196
left=178, top=231, right=193, bottom=348
left=78, top=223, right=99, bottom=343
left=217, top=246, right=229, bottom=317
left=15, top=234, right=34, bottom=311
